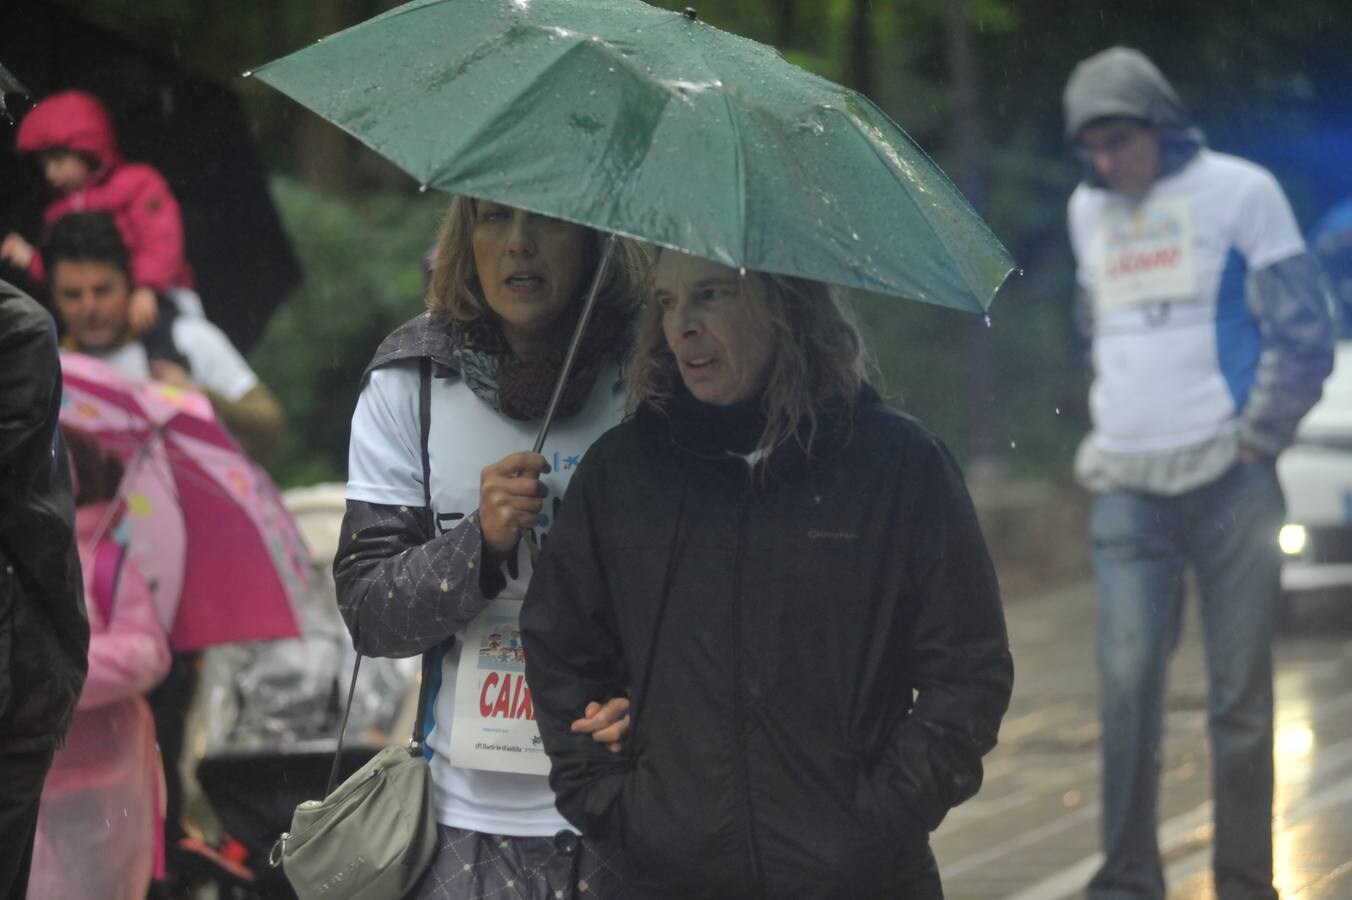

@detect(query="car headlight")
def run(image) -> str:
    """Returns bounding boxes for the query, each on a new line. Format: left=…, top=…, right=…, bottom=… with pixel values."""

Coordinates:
left=1279, top=524, right=1308, bottom=556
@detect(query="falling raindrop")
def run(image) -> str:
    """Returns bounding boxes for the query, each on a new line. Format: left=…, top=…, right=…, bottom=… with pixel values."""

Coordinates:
left=1009, top=441, right=1017, bottom=449
left=1055, top=407, right=1061, bottom=415
left=984, top=315, right=992, bottom=328
left=419, top=184, right=429, bottom=193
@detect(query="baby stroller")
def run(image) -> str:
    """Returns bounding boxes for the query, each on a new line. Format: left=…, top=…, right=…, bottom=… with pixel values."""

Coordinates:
left=175, top=484, right=420, bottom=898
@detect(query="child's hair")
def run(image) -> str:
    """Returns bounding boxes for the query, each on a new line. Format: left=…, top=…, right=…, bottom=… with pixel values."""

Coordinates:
left=42, top=211, right=131, bottom=277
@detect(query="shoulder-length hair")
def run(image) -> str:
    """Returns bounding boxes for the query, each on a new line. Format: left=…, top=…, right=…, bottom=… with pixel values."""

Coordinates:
left=426, top=195, right=648, bottom=335
left=627, top=255, right=867, bottom=457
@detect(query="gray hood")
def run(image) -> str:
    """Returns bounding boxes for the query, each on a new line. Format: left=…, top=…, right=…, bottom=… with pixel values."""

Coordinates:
left=1063, top=47, right=1205, bottom=184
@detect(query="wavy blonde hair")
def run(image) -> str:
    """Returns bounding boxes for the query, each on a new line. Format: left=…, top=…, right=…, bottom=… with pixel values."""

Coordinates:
left=426, top=195, right=648, bottom=335
left=627, top=253, right=867, bottom=457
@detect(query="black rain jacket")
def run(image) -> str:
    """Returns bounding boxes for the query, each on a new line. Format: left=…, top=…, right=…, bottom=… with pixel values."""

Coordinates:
left=522, top=387, right=1013, bottom=899
left=0, top=280, right=88, bottom=755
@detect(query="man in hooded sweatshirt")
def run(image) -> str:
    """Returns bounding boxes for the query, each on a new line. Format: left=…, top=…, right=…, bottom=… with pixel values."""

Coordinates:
left=1063, top=47, right=1333, bottom=899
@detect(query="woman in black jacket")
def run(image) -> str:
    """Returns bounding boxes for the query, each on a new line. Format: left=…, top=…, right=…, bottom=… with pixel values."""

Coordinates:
left=522, top=250, right=1014, bottom=899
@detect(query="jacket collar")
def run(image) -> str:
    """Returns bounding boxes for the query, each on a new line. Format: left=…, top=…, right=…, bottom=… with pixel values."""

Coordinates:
left=363, top=311, right=460, bottom=380
left=637, top=382, right=878, bottom=485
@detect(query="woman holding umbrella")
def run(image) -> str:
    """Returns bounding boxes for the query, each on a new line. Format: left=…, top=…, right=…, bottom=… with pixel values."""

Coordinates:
left=333, top=197, right=645, bottom=899
left=521, top=250, right=1015, bottom=898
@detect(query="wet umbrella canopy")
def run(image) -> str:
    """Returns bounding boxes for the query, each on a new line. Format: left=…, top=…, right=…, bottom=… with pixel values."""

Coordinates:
left=251, top=0, right=1013, bottom=313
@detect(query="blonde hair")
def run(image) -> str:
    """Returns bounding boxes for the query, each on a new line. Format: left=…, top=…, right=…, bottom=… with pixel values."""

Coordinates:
left=627, top=255, right=867, bottom=457
left=426, top=195, right=648, bottom=334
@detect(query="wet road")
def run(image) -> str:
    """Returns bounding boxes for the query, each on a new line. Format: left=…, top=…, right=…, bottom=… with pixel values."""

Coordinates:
left=933, top=580, right=1352, bottom=899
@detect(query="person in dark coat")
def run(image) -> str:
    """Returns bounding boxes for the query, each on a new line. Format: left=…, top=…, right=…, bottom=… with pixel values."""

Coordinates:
left=521, top=249, right=1014, bottom=899
left=0, top=279, right=88, bottom=899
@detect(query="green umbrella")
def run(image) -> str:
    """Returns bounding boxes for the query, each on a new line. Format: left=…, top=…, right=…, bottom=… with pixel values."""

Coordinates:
left=250, top=0, right=1013, bottom=314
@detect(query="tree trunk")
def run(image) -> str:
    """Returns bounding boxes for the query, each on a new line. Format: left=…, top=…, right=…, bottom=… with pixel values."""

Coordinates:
left=847, top=0, right=874, bottom=98
left=773, top=0, right=796, bottom=48
left=943, top=0, right=1001, bottom=480
left=293, top=0, right=350, bottom=191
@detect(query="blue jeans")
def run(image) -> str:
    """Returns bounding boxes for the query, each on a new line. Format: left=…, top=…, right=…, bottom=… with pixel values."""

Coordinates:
left=1087, top=461, right=1284, bottom=900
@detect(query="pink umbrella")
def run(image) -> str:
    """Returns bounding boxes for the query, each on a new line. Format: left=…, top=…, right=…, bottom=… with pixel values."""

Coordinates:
left=58, top=351, right=306, bottom=652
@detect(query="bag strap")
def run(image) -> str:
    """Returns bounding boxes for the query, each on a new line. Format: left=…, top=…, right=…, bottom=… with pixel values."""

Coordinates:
left=420, top=356, right=432, bottom=512
left=323, top=356, right=437, bottom=795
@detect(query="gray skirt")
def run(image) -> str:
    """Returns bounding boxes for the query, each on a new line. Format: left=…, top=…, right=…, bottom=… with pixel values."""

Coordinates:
left=408, top=825, right=623, bottom=900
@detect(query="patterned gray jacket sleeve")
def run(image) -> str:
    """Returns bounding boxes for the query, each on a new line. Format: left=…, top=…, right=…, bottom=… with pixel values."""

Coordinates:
left=1241, top=251, right=1335, bottom=456
left=333, top=499, right=507, bottom=658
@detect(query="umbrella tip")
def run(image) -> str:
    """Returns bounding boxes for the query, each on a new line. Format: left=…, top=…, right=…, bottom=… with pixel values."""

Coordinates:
left=683, top=7, right=698, bottom=21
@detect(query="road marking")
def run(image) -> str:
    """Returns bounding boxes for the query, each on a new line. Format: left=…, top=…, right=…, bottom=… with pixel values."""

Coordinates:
left=941, top=712, right=1212, bottom=844
left=994, top=734, right=1352, bottom=900
left=942, top=801, right=1101, bottom=879
left=941, top=676, right=1352, bottom=839
left=1162, top=769, right=1352, bottom=891
left=1286, top=859, right=1352, bottom=899
left=998, top=802, right=1211, bottom=900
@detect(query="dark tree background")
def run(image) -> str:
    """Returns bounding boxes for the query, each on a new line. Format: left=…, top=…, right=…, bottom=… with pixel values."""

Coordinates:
left=10, top=0, right=1352, bottom=486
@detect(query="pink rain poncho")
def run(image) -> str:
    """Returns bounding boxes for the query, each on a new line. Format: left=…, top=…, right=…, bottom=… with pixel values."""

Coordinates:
left=27, top=504, right=172, bottom=900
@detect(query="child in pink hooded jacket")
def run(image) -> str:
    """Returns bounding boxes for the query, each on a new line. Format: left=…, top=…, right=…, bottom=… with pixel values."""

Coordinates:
left=1, top=90, right=196, bottom=361
left=26, top=433, right=171, bottom=900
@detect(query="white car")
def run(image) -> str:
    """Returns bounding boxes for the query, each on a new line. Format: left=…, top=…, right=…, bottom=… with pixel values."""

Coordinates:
left=1277, top=341, right=1352, bottom=595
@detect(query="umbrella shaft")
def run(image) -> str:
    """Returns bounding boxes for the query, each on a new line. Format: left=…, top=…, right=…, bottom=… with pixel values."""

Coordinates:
left=531, top=233, right=618, bottom=453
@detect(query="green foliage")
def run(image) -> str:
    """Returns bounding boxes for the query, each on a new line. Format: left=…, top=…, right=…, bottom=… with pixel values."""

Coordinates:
left=53, top=0, right=1352, bottom=486
left=248, top=178, right=441, bottom=487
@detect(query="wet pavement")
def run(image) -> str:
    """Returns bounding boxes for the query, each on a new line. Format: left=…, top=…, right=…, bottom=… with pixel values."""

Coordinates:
left=933, top=580, right=1352, bottom=899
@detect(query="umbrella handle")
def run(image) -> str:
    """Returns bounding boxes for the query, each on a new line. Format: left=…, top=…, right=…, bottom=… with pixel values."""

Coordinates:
left=523, top=233, right=619, bottom=565
left=530, top=232, right=618, bottom=453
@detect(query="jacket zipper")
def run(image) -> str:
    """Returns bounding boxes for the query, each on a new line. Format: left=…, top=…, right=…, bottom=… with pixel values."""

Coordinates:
left=731, top=491, right=768, bottom=898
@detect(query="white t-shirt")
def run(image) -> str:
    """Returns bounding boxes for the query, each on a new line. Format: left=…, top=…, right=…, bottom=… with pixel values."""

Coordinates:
left=347, top=360, right=626, bottom=836
left=90, top=317, right=259, bottom=402
left=1068, top=149, right=1306, bottom=454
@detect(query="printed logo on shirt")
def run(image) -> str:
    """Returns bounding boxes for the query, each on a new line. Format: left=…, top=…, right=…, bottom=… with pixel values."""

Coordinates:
left=549, top=451, right=583, bottom=472
left=808, top=529, right=858, bottom=542
left=475, top=614, right=534, bottom=722
left=1094, top=196, right=1197, bottom=313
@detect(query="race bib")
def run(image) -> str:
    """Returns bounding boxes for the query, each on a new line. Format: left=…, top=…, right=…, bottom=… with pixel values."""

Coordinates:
left=1094, top=196, right=1197, bottom=312
left=448, top=598, right=550, bottom=776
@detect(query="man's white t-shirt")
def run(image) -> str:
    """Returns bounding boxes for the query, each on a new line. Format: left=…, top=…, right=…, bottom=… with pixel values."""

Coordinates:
left=1068, top=149, right=1306, bottom=455
left=347, top=360, right=625, bottom=836
left=91, top=317, right=259, bottom=401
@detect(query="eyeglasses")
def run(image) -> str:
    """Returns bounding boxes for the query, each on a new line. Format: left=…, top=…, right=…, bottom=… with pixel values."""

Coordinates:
left=1073, top=124, right=1149, bottom=163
